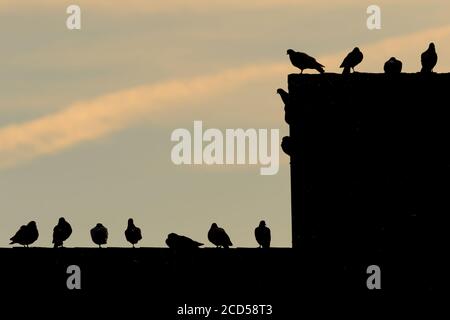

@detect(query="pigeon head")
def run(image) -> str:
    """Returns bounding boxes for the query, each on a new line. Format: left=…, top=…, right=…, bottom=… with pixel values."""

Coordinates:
left=58, top=217, right=66, bottom=223
left=259, top=220, right=266, bottom=227
left=211, top=223, right=218, bottom=229
left=353, top=47, right=360, bottom=52
left=28, top=221, right=37, bottom=227
left=128, top=218, right=134, bottom=225
left=96, top=223, right=103, bottom=227
left=286, top=49, right=295, bottom=56
left=429, top=42, right=435, bottom=50
left=276, top=88, right=284, bottom=95
left=167, top=233, right=177, bottom=240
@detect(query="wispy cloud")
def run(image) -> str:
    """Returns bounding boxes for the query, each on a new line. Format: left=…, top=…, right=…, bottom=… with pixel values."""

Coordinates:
left=2, top=24, right=450, bottom=169
left=0, top=63, right=289, bottom=169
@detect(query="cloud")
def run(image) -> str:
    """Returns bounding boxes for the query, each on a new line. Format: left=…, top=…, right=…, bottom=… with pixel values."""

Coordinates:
left=0, top=63, right=289, bottom=169
left=2, top=24, right=450, bottom=169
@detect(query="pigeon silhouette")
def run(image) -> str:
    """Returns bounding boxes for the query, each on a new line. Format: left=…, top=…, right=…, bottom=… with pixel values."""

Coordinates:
left=166, top=233, right=203, bottom=249
left=287, top=49, right=325, bottom=74
left=208, top=223, right=233, bottom=248
left=421, top=43, right=437, bottom=73
left=52, top=217, right=72, bottom=248
left=281, top=136, right=292, bottom=156
left=384, top=57, right=402, bottom=74
left=10, top=221, right=39, bottom=247
left=276, top=88, right=290, bottom=105
left=90, top=223, right=108, bottom=248
left=255, top=220, right=271, bottom=248
left=125, top=218, right=142, bottom=248
left=340, top=47, right=363, bottom=74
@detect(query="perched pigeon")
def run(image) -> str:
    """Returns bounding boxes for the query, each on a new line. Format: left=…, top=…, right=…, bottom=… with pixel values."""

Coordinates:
left=10, top=221, right=39, bottom=247
left=281, top=136, right=292, bottom=156
left=208, top=223, right=233, bottom=248
left=421, top=43, right=437, bottom=73
left=166, top=233, right=203, bottom=249
left=52, top=217, right=72, bottom=248
left=340, top=47, right=363, bottom=74
left=90, top=223, right=108, bottom=248
left=384, top=57, right=402, bottom=74
left=255, top=220, right=271, bottom=248
left=125, top=218, right=142, bottom=248
left=276, top=88, right=290, bottom=105
left=287, top=49, right=325, bottom=74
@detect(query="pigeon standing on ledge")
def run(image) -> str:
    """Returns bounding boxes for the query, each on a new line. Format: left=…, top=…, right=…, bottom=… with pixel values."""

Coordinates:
left=166, top=233, right=203, bottom=249
left=281, top=136, right=292, bottom=156
left=255, top=220, right=271, bottom=248
left=125, top=218, right=142, bottom=248
left=208, top=223, right=233, bottom=248
left=340, top=47, right=363, bottom=74
left=10, top=221, right=39, bottom=247
left=384, top=57, right=402, bottom=74
left=276, top=88, right=290, bottom=105
left=421, top=43, right=437, bottom=73
left=90, top=223, right=108, bottom=248
left=52, top=217, right=72, bottom=248
left=287, top=49, right=325, bottom=74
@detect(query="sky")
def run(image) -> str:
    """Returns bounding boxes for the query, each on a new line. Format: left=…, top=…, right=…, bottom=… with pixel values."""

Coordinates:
left=1, top=0, right=450, bottom=247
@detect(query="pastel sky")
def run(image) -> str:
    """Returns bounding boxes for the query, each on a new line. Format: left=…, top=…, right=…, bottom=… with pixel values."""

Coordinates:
left=1, top=0, right=450, bottom=247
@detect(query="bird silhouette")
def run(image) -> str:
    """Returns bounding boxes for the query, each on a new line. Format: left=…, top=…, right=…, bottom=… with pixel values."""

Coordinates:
left=90, top=223, right=108, bottom=248
left=287, top=49, right=325, bottom=74
left=10, top=221, right=39, bottom=247
left=125, top=218, right=142, bottom=248
left=421, top=43, right=437, bottom=73
left=255, top=220, right=271, bottom=248
left=384, top=57, right=402, bottom=74
left=340, top=47, right=363, bottom=74
left=52, top=217, right=72, bottom=248
left=276, top=88, right=290, bottom=105
left=166, top=233, right=203, bottom=249
left=281, top=136, right=292, bottom=156
left=208, top=223, right=233, bottom=248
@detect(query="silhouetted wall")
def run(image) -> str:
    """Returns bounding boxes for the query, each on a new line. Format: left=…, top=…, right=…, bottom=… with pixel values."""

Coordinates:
left=286, top=73, right=447, bottom=265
